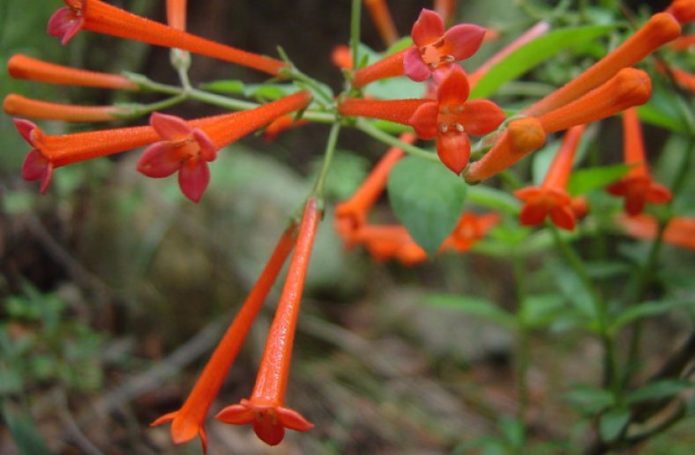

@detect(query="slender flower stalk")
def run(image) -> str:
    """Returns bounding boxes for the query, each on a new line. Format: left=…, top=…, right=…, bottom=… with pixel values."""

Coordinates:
left=618, top=214, right=695, bottom=250
left=524, top=13, right=680, bottom=117
left=151, top=223, right=298, bottom=453
left=16, top=119, right=161, bottom=193
left=468, top=21, right=551, bottom=88
left=335, top=133, right=414, bottom=243
left=667, top=0, right=695, bottom=24
left=166, top=0, right=187, bottom=30
left=7, top=54, right=138, bottom=90
left=4, top=94, right=126, bottom=122
left=514, top=125, right=586, bottom=230
left=338, top=98, right=429, bottom=125
left=216, top=198, right=321, bottom=446
left=606, top=108, right=672, bottom=215
left=364, top=0, right=399, bottom=47
left=48, top=0, right=286, bottom=76
left=138, top=91, right=312, bottom=202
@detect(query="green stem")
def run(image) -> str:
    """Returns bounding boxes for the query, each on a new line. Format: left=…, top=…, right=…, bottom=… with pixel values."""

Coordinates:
left=467, top=186, right=521, bottom=215
left=355, top=119, right=439, bottom=162
left=512, top=253, right=530, bottom=422
left=313, top=122, right=342, bottom=198
left=116, top=94, right=187, bottom=119
left=350, top=0, right=362, bottom=71
left=288, top=68, right=334, bottom=105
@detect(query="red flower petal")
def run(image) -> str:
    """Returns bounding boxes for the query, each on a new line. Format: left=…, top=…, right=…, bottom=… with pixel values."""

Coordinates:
left=253, top=417, right=285, bottom=446
left=179, top=159, right=210, bottom=203
left=404, top=47, right=431, bottom=82
left=191, top=128, right=217, bottom=161
left=459, top=99, right=505, bottom=136
left=150, top=112, right=193, bottom=141
left=22, top=149, right=53, bottom=194
left=216, top=404, right=255, bottom=425
left=276, top=407, right=314, bottom=432
left=550, top=206, right=577, bottom=230
left=411, top=9, right=445, bottom=46
left=519, top=202, right=548, bottom=226
left=47, top=7, right=84, bottom=45
left=436, top=132, right=470, bottom=174
left=514, top=187, right=542, bottom=201
left=646, top=182, right=672, bottom=203
left=443, top=24, right=487, bottom=60
left=13, top=118, right=37, bottom=145
left=437, top=66, right=470, bottom=105
left=137, top=142, right=182, bottom=178
left=408, top=102, right=438, bottom=139
left=625, top=192, right=647, bottom=216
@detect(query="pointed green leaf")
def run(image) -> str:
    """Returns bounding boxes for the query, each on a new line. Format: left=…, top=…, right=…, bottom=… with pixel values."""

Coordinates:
left=599, top=408, right=630, bottom=442
left=388, top=156, right=468, bottom=255
left=626, top=379, right=694, bottom=405
left=567, top=164, right=633, bottom=196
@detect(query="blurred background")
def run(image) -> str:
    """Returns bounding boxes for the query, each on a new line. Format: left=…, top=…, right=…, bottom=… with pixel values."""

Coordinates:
left=1, top=0, right=693, bottom=454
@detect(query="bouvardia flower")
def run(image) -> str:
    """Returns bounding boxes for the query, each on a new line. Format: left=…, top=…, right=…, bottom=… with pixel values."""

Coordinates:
left=606, top=108, right=671, bottom=216
left=409, top=66, right=504, bottom=174
left=404, top=9, right=485, bottom=82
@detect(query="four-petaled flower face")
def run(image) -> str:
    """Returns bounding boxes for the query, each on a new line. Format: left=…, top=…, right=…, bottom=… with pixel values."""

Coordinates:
left=606, top=176, right=672, bottom=216
left=48, top=0, right=85, bottom=45
left=16, top=119, right=53, bottom=194
left=137, top=113, right=217, bottom=203
left=515, top=187, right=579, bottom=230
left=404, top=9, right=486, bottom=82
left=408, top=66, right=505, bottom=174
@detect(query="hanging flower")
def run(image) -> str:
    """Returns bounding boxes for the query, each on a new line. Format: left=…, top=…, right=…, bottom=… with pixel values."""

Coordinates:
left=4, top=94, right=127, bottom=122
left=216, top=198, right=320, bottom=446
left=606, top=108, right=671, bottom=216
left=408, top=66, right=505, bottom=174
left=618, top=214, right=695, bottom=250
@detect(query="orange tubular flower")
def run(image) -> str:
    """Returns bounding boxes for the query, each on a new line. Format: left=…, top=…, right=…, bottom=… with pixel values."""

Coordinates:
left=4, top=94, right=126, bottom=122
left=7, top=54, right=138, bottom=90
left=434, top=0, right=457, bottom=25
left=331, top=45, right=353, bottom=70
left=514, top=125, right=587, bottom=230
left=667, top=0, right=695, bottom=24
left=216, top=198, right=321, bottom=446
left=670, top=34, right=695, bottom=50
left=468, top=21, right=550, bottom=88
left=364, top=0, right=399, bottom=47
left=338, top=97, right=430, bottom=125
left=166, top=0, right=187, bottom=30
left=442, top=212, right=500, bottom=252
left=606, top=108, right=671, bottom=216
left=409, top=66, right=505, bottom=174
left=618, top=214, right=695, bottom=250
left=353, top=225, right=428, bottom=265
left=16, top=119, right=161, bottom=193
left=524, top=13, right=680, bottom=117
left=138, top=91, right=311, bottom=202
left=263, top=115, right=309, bottom=141
left=670, top=67, right=695, bottom=92
left=335, top=133, right=414, bottom=243
left=48, top=0, right=286, bottom=76
left=151, top=223, right=297, bottom=453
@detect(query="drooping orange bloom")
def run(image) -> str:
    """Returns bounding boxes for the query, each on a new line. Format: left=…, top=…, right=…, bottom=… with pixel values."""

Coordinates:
left=48, top=0, right=286, bottom=76
left=4, top=94, right=126, bottom=123
left=151, top=223, right=297, bottom=453
left=138, top=91, right=311, bottom=202
left=216, top=198, right=320, bottom=446
left=352, top=224, right=428, bottom=265
left=166, top=0, right=187, bottom=30
left=442, top=212, right=500, bottom=252
left=364, top=0, right=399, bottom=47
left=468, top=21, right=550, bottom=88
left=606, top=108, right=671, bottom=216
left=667, top=0, right=695, bottom=24
left=618, top=214, right=695, bottom=250
left=335, top=133, right=414, bottom=243
left=7, top=54, right=138, bottom=90
left=524, top=13, right=680, bottom=117
left=514, top=125, right=587, bottom=230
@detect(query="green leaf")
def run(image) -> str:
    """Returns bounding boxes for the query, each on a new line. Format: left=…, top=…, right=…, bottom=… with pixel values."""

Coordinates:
left=520, top=294, right=565, bottom=329
left=609, top=300, right=689, bottom=333
left=364, top=76, right=425, bottom=100
left=638, top=86, right=690, bottom=133
left=426, top=294, right=516, bottom=329
left=199, top=79, right=246, bottom=95
left=567, top=164, right=632, bottom=196
left=565, top=385, right=615, bottom=414
left=2, top=403, right=51, bottom=455
left=599, top=408, right=630, bottom=443
left=470, top=25, right=615, bottom=99
left=626, top=379, right=694, bottom=405
left=388, top=156, right=468, bottom=255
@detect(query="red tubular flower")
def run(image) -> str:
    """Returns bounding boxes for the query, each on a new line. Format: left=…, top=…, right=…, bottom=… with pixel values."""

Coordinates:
left=166, top=0, right=187, bottom=30
left=403, top=9, right=485, bottom=82
left=670, top=34, right=695, bottom=50
left=263, top=115, right=309, bottom=141
left=335, top=133, right=413, bottom=243
left=151, top=223, right=297, bottom=453
left=352, top=224, right=428, bottom=265
left=408, top=66, right=505, bottom=174
left=15, top=119, right=160, bottom=193
left=667, top=0, right=695, bottom=24
left=48, top=0, right=286, bottom=76
left=442, top=212, right=500, bottom=252
left=618, top=214, right=695, bottom=250
left=216, top=198, right=321, bottom=446
left=514, top=125, right=586, bottom=230
left=4, top=94, right=126, bottom=122
left=468, top=21, right=550, bottom=88
left=670, top=67, right=695, bottom=92
left=138, top=91, right=311, bottom=202
left=524, top=13, right=680, bottom=117
left=364, top=0, right=399, bottom=47
left=7, top=54, right=137, bottom=90
left=338, top=97, right=430, bottom=125
left=606, top=108, right=671, bottom=216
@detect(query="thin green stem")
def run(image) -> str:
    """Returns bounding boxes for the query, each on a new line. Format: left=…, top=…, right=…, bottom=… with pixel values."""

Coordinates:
left=512, top=253, right=530, bottom=422
left=355, top=119, right=438, bottom=162
left=288, top=67, right=334, bottom=105
left=350, top=0, right=362, bottom=71
left=313, top=122, right=342, bottom=198
left=116, top=94, right=187, bottom=119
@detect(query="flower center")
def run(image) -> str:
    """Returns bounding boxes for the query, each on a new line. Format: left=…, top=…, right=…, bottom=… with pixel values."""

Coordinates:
left=419, top=38, right=454, bottom=69
left=437, top=104, right=465, bottom=135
